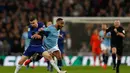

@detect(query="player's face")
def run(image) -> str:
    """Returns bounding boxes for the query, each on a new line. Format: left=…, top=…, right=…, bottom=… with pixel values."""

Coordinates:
left=94, top=29, right=99, bottom=34
left=58, top=20, right=64, bottom=29
left=114, top=20, right=120, bottom=28
left=102, top=24, right=107, bottom=30
left=30, top=19, right=38, bottom=28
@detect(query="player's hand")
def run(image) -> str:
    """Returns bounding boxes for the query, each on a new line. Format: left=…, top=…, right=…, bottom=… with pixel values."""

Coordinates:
left=38, top=28, right=44, bottom=32
left=59, top=34, right=63, bottom=38
left=100, top=38, right=104, bottom=42
left=114, top=28, right=118, bottom=33
left=31, top=34, right=42, bottom=39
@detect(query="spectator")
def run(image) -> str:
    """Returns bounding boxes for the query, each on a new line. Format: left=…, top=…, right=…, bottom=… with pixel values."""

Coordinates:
left=78, top=42, right=91, bottom=56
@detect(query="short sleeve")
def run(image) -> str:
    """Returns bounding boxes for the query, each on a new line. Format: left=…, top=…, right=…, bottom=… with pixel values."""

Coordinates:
left=106, top=26, right=112, bottom=33
left=120, top=27, right=125, bottom=34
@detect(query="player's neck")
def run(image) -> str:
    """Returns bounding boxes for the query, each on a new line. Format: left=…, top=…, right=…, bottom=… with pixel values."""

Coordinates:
left=55, top=24, right=59, bottom=30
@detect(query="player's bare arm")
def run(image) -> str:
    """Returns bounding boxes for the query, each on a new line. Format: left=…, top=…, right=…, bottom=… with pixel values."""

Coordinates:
left=117, top=32, right=125, bottom=38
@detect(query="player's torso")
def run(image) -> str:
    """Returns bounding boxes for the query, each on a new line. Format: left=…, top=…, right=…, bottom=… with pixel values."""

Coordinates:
left=91, top=34, right=101, bottom=46
left=110, top=26, right=123, bottom=45
left=30, top=22, right=44, bottom=46
left=100, top=30, right=111, bottom=46
left=44, top=25, right=59, bottom=49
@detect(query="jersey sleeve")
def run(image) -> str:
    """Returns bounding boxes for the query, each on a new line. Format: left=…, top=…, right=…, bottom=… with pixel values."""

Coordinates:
left=43, top=27, right=50, bottom=35
left=106, top=26, right=112, bottom=33
left=39, top=22, right=45, bottom=28
left=38, top=27, right=50, bottom=36
left=120, top=27, right=125, bottom=35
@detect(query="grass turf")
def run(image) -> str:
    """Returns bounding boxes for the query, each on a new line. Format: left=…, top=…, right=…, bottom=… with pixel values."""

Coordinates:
left=0, top=65, right=129, bottom=73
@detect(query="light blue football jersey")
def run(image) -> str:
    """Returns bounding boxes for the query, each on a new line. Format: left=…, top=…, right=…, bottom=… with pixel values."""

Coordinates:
left=43, top=25, right=60, bottom=49
left=99, top=30, right=111, bottom=47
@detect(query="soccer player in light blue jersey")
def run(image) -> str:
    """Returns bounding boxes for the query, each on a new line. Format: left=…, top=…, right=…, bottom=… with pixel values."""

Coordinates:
left=42, top=18, right=64, bottom=62
left=99, top=24, right=111, bottom=69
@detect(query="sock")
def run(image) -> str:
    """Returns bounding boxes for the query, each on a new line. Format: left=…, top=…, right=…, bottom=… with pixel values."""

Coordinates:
left=112, top=54, right=116, bottom=67
left=94, top=56, right=96, bottom=65
left=116, top=60, right=121, bottom=72
left=14, top=64, right=22, bottom=73
left=105, top=55, right=108, bottom=65
left=58, top=60, right=62, bottom=70
left=32, top=58, right=35, bottom=67
left=47, top=61, right=50, bottom=70
left=50, top=64, right=53, bottom=72
left=26, top=64, right=29, bottom=69
left=50, top=60, right=60, bottom=73
left=102, top=54, right=106, bottom=64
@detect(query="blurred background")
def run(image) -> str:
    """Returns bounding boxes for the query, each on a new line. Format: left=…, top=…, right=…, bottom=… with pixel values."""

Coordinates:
left=0, top=0, right=130, bottom=66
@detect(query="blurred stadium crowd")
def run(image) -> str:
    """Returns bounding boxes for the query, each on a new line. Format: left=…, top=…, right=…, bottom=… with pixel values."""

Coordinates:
left=0, top=0, right=130, bottom=55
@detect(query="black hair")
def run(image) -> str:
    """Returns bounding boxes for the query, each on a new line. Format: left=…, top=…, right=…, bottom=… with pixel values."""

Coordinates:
left=56, top=18, right=63, bottom=22
left=29, top=15, right=37, bottom=21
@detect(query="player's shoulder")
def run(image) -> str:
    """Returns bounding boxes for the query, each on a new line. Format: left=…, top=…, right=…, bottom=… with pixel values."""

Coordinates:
left=49, top=25, right=56, bottom=30
left=118, top=26, right=124, bottom=29
left=38, top=22, right=45, bottom=27
left=38, top=22, right=44, bottom=24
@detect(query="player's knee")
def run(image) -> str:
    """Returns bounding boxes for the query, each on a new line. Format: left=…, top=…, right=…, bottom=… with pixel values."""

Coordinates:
left=18, top=60, right=24, bottom=65
left=47, top=55, right=52, bottom=60
left=112, top=48, right=116, bottom=54
left=117, top=55, right=121, bottom=60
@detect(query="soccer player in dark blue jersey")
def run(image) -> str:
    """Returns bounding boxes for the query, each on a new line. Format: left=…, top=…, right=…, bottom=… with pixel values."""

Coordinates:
left=58, top=29, right=66, bottom=70
left=14, top=16, right=65, bottom=73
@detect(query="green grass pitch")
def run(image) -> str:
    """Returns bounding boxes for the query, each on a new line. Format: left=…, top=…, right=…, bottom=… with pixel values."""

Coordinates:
left=0, top=65, right=129, bottom=73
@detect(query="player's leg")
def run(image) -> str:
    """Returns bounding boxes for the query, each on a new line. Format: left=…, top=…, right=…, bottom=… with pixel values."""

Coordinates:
left=102, top=50, right=108, bottom=68
left=101, top=44, right=108, bottom=69
left=92, top=46, right=96, bottom=66
left=14, top=46, right=35, bottom=73
left=96, top=48, right=102, bottom=66
left=52, top=50, right=62, bottom=69
left=111, top=47, right=117, bottom=70
left=24, top=53, right=42, bottom=66
left=46, top=55, right=54, bottom=72
left=51, top=45, right=63, bottom=70
left=48, top=45, right=63, bottom=70
left=116, top=47, right=123, bottom=73
left=42, top=51, right=66, bottom=73
left=14, top=55, right=28, bottom=73
left=58, top=47, right=64, bottom=70
left=105, top=47, right=111, bottom=67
